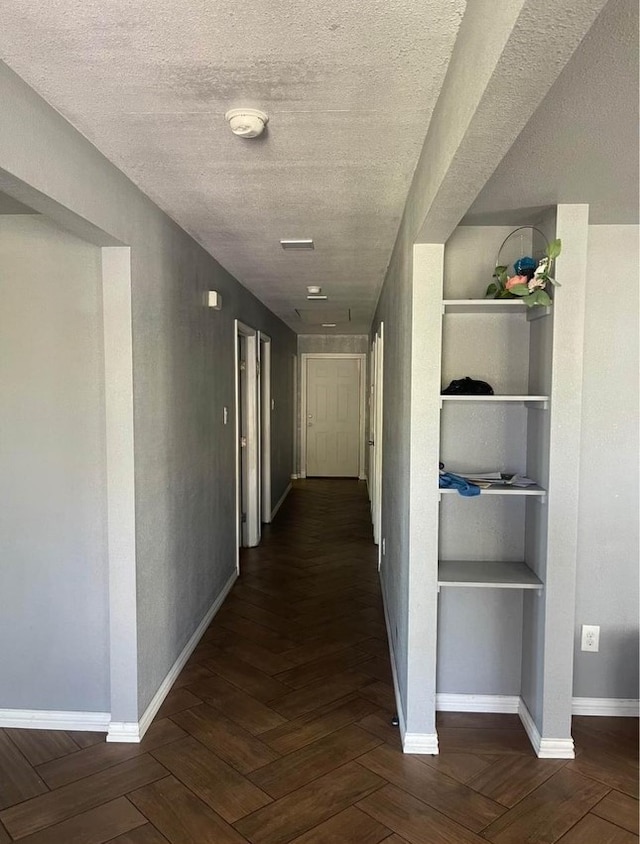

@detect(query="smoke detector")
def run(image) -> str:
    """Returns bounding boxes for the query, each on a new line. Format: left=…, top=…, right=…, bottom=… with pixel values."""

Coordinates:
left=225, top=108, right=269, bottom=138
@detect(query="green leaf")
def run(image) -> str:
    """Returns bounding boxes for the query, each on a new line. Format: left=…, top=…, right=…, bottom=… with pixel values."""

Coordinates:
left=485, top=283, right=498, bottom=297
left=508, top=284, right=529, bottom=296
left=547, top=238, right=562, bottom=260
left=494, top=265, right=508, bottom=275
left=536, top=289, right=552, bottom=306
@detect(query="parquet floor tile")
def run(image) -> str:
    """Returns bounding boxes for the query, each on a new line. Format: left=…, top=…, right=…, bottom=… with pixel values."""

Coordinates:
left=0, top=480, right=636, bottom=843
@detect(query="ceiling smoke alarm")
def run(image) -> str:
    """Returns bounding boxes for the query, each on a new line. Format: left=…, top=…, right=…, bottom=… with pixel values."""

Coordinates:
left=225, top=108, right=269, bottom=138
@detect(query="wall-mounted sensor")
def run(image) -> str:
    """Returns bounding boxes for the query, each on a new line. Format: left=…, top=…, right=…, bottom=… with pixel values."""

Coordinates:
left=225, top=109, right=269, bottom=138
left=207, top=291, right=222, bottom=309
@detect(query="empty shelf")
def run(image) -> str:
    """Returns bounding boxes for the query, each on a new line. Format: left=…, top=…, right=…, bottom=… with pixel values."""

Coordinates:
left=438, top=560, right=543, bottom=589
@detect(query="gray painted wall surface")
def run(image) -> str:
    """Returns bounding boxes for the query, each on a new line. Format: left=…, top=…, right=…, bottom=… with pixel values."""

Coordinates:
left=574, top=225, right=639, bottom=699
left=0, top=215, right=109, bottom=711
left=371, top=228, right=413, bottom=723
left=0, top=62, right=296, bottom=718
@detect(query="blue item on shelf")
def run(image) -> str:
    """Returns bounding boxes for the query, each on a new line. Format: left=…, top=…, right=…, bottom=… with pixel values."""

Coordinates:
left=439, top=471, right=481, bottom=497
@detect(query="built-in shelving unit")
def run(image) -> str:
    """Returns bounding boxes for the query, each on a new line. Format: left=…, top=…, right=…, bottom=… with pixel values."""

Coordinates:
left=412, top=209, right=587, bottom=760
left=421, top=210, right=588, bottom=760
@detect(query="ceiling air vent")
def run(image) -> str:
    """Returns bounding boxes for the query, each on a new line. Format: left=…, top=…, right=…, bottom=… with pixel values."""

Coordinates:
left=280, top=239, right=314, bottom=249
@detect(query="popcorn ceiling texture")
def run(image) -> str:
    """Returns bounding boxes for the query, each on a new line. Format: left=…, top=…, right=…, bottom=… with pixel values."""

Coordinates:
left=0, top=0, right=466, bottom=334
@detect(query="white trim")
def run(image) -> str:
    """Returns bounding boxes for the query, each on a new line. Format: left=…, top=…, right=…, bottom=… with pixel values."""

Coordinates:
left=572, top=697, right=639, bottom=717
left=518, top=699, right=575, bottom=759
left=300, top=353, right=367, bottom=479
left=258, top=332, right=272, bottom=523
left=271, top=482, right=292, bottom=521
left=380, top=575, right=439, bottom=755
left=0, top=709, right=110, bottom=732
left=105, top=722, right=141, bottom=743
left=290, top=473, right=300, bottom=480
left=436, top=694, right=520, bottom=713
left=102, top=247, right=139, bottom=729
left=235, top=321, right=260, bottom=555
left=107, top=571, right=237, bottom=743
left=403, top=732, right=440, bottom=754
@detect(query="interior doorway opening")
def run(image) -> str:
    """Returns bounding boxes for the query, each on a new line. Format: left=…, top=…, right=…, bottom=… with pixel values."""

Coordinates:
left=235, top=321, right=260, bottom=560
left=259, top=332, right=272, bottom=523
left=370, top=324, right=384, bottom=567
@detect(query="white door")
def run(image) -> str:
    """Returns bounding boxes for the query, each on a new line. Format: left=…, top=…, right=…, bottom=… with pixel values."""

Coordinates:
left=306, top=357, right=361, bottom=477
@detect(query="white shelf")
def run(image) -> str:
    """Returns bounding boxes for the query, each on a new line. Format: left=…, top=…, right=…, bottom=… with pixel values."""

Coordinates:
left=439, top=484, right=546, bottom=497
left=443, top=299, right=550, bottom=320
left=438, top=560, right=543, bottom=590
left=441, top=395, right=549, bottom=406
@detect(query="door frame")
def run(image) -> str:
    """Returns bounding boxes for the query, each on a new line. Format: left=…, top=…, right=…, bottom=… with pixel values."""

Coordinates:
left=235, top=320, right=260, bottom=565
left=372, top=324, right=384, bottom=566
left=258, top=332, right=272, bottom=523
left=300, top=353, right=367, bottom=480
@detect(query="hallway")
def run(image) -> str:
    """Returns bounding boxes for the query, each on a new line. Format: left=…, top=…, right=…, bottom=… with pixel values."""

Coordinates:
left=0, top=480, right=637, bottom=843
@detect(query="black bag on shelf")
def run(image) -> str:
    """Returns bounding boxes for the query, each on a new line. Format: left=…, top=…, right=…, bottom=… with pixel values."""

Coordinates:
left=441, top=377, right=494, bottom=395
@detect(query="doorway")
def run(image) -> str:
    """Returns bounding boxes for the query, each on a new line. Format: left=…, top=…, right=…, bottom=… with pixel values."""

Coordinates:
left=259, top=332, right=272, bottom=523
left=300, top=354, right=366, bottom=478
left=370, top=324, right=384, bottom=563
left=235, top=321, right=260, bottom=558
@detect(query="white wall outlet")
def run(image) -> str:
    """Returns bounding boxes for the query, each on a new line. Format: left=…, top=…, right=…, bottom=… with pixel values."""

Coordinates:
left=581, top=624, right=600, bottom=652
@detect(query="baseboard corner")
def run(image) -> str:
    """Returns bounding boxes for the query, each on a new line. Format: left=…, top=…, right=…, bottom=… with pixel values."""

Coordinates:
left=111, top=570, right=237, bottom=743
left=402, top=731, right=440, bottom=755
left=519, top=699, right=575, bottom=759
left=271, top=482, right=292, bottom=520
left=106, top=721, right=141, bottom=743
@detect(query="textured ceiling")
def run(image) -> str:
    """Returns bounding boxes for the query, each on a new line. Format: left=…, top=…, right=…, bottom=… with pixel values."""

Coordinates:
left=0, top=0, right=466, bottom=334
left=463, top=0, right=639, bottom=226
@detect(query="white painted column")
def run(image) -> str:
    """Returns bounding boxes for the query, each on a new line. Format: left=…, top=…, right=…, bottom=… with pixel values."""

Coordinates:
left=102, top=246, right=140, bottom=740
left=404, top=243, right=444, bottom=753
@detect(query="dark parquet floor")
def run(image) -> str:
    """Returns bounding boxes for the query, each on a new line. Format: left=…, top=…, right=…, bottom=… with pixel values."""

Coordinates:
left=0, top=479, right=637, bottom=843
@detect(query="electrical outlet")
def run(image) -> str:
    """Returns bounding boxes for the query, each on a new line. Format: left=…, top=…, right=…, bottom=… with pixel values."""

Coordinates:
left=581, top=624, right=600, bottom=652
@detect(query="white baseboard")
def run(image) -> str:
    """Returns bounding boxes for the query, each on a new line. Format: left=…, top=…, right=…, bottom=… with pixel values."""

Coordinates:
left=0, top=709, right=110, bottom=732
left=403, top=731, right=439, bottom=754
left=107, top=570, right=237, bottom=743
left=518, top=699, right=575, bottom=759
left=290, top=473, right=300, bottom=480
left=572, top=697, right=639, bottom=717
left=271, top=482, right=292, bottom=521
left=436, top=694, right=520, bottom=713
left=380, top=576, right=439, bottom=756
left=105, top=721, right=141, bottom=743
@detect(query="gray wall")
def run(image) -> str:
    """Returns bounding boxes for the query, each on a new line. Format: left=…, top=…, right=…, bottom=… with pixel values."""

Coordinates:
left=574, top=224, right=639, bottom=699
left=0, top=61, right=296, bottom=719
left=0, top=215, right=109, bottom=711
left=371, top=230, right=413, bottom=724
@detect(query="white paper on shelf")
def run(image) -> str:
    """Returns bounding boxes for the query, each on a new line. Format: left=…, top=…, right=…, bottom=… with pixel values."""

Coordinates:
left=459, top=471, right=537, bottom=487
